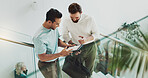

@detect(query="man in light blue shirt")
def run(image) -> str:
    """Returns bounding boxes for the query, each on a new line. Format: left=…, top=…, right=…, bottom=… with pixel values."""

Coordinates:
left=33, top=8, right=73, bottom=78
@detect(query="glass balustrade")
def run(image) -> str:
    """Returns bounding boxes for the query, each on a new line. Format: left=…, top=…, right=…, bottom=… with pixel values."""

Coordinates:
left=0, top=15, right=147, bottom=78
left=93, top=15, right=148, bottom=78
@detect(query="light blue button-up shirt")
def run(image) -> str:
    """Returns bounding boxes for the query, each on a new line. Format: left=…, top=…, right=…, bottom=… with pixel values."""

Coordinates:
left=33, top=26, right=60, bottom=62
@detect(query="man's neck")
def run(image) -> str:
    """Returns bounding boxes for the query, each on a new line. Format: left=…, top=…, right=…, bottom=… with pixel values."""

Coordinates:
left=42, top=21, right=51, bottom=29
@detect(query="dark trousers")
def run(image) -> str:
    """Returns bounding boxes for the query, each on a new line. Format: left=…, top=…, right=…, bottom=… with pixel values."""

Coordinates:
left=38, top=60, right=61, bottom=78
left=73, top=42, right=97, bottom=78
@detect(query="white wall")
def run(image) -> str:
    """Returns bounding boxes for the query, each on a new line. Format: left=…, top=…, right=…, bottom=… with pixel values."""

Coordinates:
left=0, top=40, right=37, bottom=78
left=0, top=0, right=148, bottom=78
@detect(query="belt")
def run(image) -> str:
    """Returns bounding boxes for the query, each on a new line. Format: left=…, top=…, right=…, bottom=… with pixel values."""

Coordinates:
left=39, top=59, right=57, bottom=63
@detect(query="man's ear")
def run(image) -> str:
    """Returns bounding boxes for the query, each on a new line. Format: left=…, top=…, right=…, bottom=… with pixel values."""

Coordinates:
left=47, top=20, right=52, bottom=24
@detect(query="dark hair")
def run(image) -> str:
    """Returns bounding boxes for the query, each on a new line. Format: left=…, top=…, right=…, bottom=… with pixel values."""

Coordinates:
left=46, top=8, right=62, bottom=22
left=68, top=3, right=82, bottom=14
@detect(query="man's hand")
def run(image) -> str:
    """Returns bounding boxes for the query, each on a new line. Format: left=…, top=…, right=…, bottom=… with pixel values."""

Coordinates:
left=78, top=35, right=94, bottom=44
left=60, top=47, right=73, bottom=57
left=78, top=36, right=86, bottom=44
left=68, top=40, right=76, bottom=46
left=67, top=44, right=75, bottom=48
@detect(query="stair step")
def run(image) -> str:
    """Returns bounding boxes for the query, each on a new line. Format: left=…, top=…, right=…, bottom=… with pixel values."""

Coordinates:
left=106, top=74, right=114, bottom=78
left=92, top=71, right=117, bottom=78
left=92, top=71, right=107, bottom=78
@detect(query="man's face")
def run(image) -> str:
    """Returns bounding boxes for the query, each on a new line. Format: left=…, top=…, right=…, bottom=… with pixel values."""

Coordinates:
left=70, top=12, right=81, bottom=23
left=51, top=18, right=61, bottom=30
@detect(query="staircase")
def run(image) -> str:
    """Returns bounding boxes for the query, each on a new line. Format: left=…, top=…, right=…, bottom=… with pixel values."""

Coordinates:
left=92, top=71, right=120, bottom=78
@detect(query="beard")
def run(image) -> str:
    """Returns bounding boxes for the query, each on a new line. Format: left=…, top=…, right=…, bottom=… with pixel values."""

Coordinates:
left=72, top=19, right=79, bottom=23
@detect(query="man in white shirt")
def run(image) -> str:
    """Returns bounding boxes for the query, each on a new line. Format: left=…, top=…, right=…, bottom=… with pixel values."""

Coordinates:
left=62, top=3, right=100, bottom=78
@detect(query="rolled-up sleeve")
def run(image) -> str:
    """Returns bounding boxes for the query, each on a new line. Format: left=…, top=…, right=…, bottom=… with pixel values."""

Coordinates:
left=90, top=18, right=101, bottom=40
left=62, top=20, right=71, bottom=43
left=33, top=38, right=46, bottom=54
left=57, top=28, right=61, bottom=38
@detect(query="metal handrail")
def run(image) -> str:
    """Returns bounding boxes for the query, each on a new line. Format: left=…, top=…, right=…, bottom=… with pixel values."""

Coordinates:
left=100, top=33, right=145, bottom=52
left=95, top=15, right=148, bottom=43
left=0, top=37, right=34, bottom=48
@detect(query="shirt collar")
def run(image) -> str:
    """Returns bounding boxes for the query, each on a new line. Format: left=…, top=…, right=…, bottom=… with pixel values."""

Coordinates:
left=42, top=26, right=52, bottom=32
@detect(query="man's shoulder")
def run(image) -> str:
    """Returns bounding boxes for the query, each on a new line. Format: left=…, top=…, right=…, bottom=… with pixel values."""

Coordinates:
left=33, top=30, right=46, bottom=41
left=33, top=28, right=58, bottom=40
left=83, top=14, right=93, bottom=20
left=63, top=17, right=71, bottom=22
left=76, top=14, right=92, bottom=24
left=62, top=17, right=71, bottom=26
left=33, top=33, right=43, bottom=42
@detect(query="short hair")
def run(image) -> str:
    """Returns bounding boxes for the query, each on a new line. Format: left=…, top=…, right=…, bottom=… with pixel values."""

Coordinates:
left=46, top=8, right=62, bottom=22
left=68, top=3, right=82, bottom=14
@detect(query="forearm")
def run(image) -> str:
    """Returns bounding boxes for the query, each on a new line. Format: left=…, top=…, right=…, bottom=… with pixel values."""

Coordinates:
left=68, top=40, right=74, bottom=44
left=38, top=53, right=61, bottom=62
left=39, top=47, right=72, bottom=62
left=58, top=39, right=68, bottom=47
